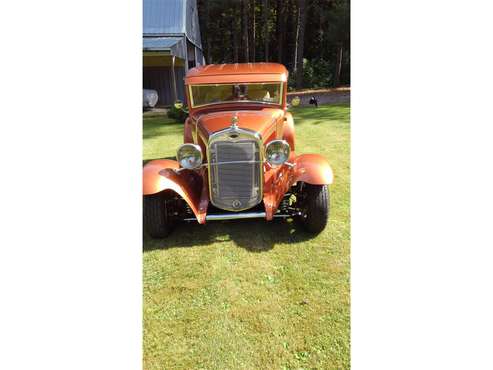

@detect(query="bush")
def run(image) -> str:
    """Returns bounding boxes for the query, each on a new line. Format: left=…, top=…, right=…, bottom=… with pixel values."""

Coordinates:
left=288, top=58, right=334, bottom=90
left=287, top=73, right=297, bottom=91
left=167, top=105, right=188, bottom=122
left=303, top=58, right=334, bottom=89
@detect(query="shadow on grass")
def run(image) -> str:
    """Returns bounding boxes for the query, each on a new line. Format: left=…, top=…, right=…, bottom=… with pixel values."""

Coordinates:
left=143, top=217, right=314, bottom=253
left=143, top=115, right=183, bottom=125
left=143, top=115, right=185, bottom=140
left=290, top=105, right=350, bottom=124
left=143, top=125, right=184, bottom=140
left=141, top=158, right=314, bottom=252
left=142, top=156, right=175, bottom=166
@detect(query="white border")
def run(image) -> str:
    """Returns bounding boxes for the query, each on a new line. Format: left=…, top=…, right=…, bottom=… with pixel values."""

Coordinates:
left=352, top=0, right=493, bottom=368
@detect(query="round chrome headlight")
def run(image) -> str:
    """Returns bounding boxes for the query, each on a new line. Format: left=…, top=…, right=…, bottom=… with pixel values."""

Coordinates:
left=265, top=140, right=290, bottom=167
left=176, top=144, right=203, bottom=169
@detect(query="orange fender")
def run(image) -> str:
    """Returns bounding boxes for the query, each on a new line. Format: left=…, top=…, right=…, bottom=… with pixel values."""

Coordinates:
left=263, top=153, right=333, bottom=220
left=143, top=159, right=206, bottom=222
left=293, top=154, right=333, bottom=185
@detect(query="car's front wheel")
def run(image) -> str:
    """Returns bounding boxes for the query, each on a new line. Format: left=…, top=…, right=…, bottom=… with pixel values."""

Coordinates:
left=143, top=193, right=175, bottom=238
left=297, top=183, right=330, bottom=234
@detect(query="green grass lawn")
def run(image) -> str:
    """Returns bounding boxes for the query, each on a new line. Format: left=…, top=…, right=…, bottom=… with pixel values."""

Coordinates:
left=143, top=105, right=350, bottom=369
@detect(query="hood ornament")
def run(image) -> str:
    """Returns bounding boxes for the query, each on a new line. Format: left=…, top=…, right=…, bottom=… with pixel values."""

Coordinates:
left=231, top=113, right=239, bottom=130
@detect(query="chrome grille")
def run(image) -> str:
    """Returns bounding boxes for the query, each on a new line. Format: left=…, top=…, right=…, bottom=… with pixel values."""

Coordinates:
left=209, top=140, right=262, bottom=211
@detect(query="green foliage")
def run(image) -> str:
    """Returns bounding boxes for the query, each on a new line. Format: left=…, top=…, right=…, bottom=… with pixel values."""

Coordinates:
left=303, top=58, right=334, bottom=89
left=166, top=104, right=188, bottom=122
left=288, top=59, right=335, bottom=90
left=196, top=0, right=350, bottom=87
left=287, top=72, right=296, bottom=91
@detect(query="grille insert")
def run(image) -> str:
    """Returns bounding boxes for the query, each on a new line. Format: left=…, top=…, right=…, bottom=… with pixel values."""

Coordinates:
left=209, top=140, right=262, bottom=211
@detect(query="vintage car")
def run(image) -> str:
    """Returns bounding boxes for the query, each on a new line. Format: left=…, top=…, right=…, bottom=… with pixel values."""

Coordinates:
left=143, top=63, right=333, bottom=238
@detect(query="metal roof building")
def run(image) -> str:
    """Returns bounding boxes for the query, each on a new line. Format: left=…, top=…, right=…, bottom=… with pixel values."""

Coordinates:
left=143, top=0, right=205, bottom=106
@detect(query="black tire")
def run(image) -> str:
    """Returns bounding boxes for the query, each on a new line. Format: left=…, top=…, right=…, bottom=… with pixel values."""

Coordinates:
left=298, top=184, right=330, bottom=234
left=143, top=193, right=174, bottom=238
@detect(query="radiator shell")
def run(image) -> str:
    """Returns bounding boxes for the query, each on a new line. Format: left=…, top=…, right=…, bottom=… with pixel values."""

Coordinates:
left=207, top=128, right=263, bottom=211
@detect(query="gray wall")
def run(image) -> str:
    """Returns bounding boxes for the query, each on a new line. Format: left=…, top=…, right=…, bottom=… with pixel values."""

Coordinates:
left=143, top=66, right=186, bottom=106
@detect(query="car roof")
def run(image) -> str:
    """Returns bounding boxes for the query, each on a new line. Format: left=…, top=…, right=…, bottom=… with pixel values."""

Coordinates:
left=187, top=63, right=288, bottom=76
left=185, top=63, right=288, bottom=84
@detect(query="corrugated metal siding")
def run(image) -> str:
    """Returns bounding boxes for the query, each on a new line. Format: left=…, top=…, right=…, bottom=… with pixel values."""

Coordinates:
left=143, top=37, right=186, bottom=59
left=195, top=46, right=204, bottom=66
left=170, top=38, right=187, bottom=60
left=185, top=0, right=202, bottom=48
left=143, top=66, right=186, bottom=106
left=143, top=0, right=184, bottom=35
left=143, top=0, right=203, bottom=50
left=143, top=37, right=181, bottom=50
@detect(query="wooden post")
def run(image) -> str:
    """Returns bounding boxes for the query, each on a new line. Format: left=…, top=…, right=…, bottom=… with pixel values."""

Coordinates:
left=171, top=55, right=177, bottom=103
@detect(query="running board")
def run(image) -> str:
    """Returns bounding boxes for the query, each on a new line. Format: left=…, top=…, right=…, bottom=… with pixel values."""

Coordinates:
left=184, top=211, right=300, bottom=222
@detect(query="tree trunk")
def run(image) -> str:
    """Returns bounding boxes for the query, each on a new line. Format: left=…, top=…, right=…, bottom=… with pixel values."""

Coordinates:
left=334, top=45, right=343, bottom=86
left=262, top=0, right=269, bottom=61
left=251, top=0, right=256, bottom=62
left=276, top=0, right=285, bottom=63
left=232, top=9, right=239, bottom=63
left=290, top=0, right=298, bottom=69
left=242, top=0, right=250, bottom=62
left=204, top=0, right=212, bottom=64
left=294, top=0, right=307, bottom=89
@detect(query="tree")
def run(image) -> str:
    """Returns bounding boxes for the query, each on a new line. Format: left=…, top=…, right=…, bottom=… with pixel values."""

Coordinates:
left=242, top=0, right=250, bottom=62
left=334, top=44, right=343, bottom=86
left=276, top=0, right=285, bottom=63
left=251, top=0, right=256, bottom=62
left=293, top=0, right=307, bottom=88
left=196, top=0, right=350, bottom=87
left=232, top=6, right=240, bottom=63
left=262, top=0, right=269, bottom=61
left=204, top=0, right=212, bottom=64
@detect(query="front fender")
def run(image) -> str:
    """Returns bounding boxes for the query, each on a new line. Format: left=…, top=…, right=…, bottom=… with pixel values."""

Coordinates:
left=143, top=159, right=204, bottom=220
left=263, top=153, right=333, bottom=220
left=293, top=154, right=333, bottom=185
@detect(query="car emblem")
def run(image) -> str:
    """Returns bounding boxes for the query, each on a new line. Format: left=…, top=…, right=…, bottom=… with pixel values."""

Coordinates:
left=232, top=200, right=241, bottom=209
left=231, top=114, right=239, bottom=130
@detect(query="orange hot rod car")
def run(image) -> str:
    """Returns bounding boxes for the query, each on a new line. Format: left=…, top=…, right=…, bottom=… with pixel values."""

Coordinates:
left=143, top=63, right=333, bottom=238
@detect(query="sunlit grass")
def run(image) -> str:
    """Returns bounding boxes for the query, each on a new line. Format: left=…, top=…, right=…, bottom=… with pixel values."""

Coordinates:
left=143, top=104, right=350, bottom=369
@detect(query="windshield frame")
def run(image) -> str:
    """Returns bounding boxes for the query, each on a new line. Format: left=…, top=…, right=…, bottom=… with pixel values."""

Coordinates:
left=188, top=82, right=284, bottom=109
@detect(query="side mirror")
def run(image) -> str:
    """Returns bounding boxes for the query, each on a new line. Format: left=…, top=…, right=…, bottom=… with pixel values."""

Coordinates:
left=291, top=96, right=301, bottom=107
left=174, top=100, right=184, bottom=110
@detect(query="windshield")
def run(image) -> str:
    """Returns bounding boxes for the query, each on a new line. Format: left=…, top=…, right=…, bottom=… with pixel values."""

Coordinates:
left=189, top=83, right=283, bottom=108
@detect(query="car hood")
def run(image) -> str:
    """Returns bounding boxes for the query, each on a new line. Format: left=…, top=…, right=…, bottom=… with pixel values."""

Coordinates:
left=195, top=108, right=284, bottom=142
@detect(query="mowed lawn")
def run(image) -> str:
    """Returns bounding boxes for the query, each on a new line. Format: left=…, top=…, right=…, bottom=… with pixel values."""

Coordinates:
left=143, top=105, right=350, bottom=369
